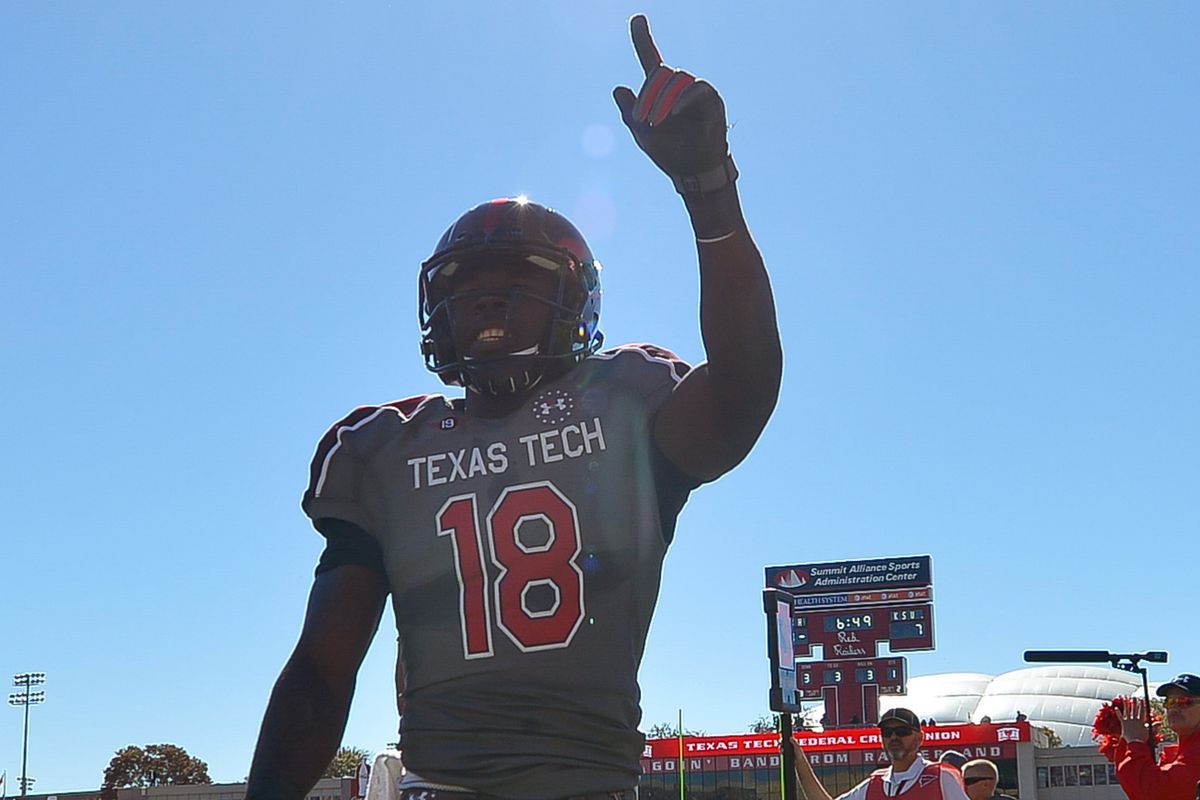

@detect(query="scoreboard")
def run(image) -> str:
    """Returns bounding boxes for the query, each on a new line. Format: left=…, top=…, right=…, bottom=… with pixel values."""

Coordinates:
left=764, top=555, right=935, bottom=726
left=792, top=602, right=935, bottom=658
left=796, top=657, right=906, bottom=699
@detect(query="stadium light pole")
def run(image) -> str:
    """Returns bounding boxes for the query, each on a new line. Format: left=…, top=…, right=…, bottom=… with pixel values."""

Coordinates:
left=9, top=672, right=47, bottom=797
left=1023, top=650, right=1166, bottom=757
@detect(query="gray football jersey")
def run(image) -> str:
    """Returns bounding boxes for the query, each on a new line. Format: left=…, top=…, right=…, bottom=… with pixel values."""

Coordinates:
left=302, top=344, right=697, bottom=798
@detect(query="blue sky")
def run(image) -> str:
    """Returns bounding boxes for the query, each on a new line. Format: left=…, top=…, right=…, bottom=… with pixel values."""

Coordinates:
left=2, top=1, right=1197, bottom=792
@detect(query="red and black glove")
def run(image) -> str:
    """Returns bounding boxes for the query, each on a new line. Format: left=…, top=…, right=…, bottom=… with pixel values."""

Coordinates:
left=613, top=15, right=737, bottom=196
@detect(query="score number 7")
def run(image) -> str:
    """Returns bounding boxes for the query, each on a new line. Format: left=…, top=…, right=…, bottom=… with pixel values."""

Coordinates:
left=436, top=481, right=586, bottom=658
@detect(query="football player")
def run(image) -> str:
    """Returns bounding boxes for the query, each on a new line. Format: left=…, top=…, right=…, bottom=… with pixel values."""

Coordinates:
left=245, top=14, right=782, bottom=800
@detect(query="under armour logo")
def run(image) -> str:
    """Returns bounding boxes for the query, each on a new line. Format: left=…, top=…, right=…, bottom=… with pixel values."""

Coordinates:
left=532, top=388, right=575, bottom=425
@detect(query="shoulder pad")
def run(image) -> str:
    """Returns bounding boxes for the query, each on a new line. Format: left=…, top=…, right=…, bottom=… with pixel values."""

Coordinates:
left=595, top=343, right=691, bottom=383
left=307, top=395, right=442, bottom=495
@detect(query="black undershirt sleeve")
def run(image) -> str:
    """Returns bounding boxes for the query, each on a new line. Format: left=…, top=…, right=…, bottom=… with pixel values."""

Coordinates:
left=314, top=517, right=386, bottom=577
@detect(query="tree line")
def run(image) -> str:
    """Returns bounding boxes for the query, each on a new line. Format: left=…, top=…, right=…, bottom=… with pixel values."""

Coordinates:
left=99, top=745, right=370, bottom=797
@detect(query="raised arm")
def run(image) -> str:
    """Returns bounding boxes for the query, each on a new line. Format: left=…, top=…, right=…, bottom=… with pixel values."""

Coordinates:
left=613, top=15, right=782, bottom=483
left=790, top=741, right=836, bottom=800
left=1111, top=697, right=1198, bottom=799
left=245, top=565, right=389, bottom=800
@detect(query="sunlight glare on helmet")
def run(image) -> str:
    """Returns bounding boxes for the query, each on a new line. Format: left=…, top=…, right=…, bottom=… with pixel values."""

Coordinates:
left=515, top=194, right=530, bottom=206
left=526, top=254, right=559, bottom=272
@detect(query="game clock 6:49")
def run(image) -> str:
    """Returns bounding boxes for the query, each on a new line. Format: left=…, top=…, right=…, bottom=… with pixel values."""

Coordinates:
left=822, top=613, right=875, bottom=632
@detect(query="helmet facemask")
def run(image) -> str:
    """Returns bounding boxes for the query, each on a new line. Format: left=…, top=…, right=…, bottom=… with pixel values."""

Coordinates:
left=420, top=247, right=602, bottom=397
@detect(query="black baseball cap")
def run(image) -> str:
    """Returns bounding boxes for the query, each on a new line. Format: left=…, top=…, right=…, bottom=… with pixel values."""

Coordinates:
left=1156, top=674, right=1200, bottom=697
left=879, top=708, right=921, bottom=728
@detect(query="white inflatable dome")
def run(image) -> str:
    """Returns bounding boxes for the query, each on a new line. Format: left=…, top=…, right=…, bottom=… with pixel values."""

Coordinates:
left=802, top=665, right=1147, bottom=747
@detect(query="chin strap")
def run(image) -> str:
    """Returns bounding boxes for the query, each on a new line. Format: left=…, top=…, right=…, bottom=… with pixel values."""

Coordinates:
left=464, top=366, right=545, bottom=398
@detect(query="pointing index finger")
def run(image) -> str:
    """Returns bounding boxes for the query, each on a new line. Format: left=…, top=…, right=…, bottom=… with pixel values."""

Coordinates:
left=630, top=14, right=662, bottom=76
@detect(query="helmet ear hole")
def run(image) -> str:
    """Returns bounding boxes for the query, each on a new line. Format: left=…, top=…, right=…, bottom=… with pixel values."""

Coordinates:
left=562, top=282, right=586, bottom=309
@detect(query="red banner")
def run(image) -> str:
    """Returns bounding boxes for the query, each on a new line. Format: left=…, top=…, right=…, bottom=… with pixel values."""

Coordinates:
left=643, top=721, right=1030, bottom=759
left=642, top=744, right=1022, bottom=774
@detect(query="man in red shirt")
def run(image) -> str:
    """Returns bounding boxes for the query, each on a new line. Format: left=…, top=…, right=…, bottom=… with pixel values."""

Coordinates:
left=1106, top=673, right=1200, bottom=800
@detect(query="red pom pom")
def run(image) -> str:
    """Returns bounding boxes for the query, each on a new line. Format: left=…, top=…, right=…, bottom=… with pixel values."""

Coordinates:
left=1092, top=695, right=1161, bottom=760
left=1098, top=734, right=1120, bottom=760
left=1092, top=697, right=1124, bottom=740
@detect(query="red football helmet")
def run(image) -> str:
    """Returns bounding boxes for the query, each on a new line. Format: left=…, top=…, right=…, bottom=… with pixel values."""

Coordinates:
left=419, top=197, right=604, bottom=394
